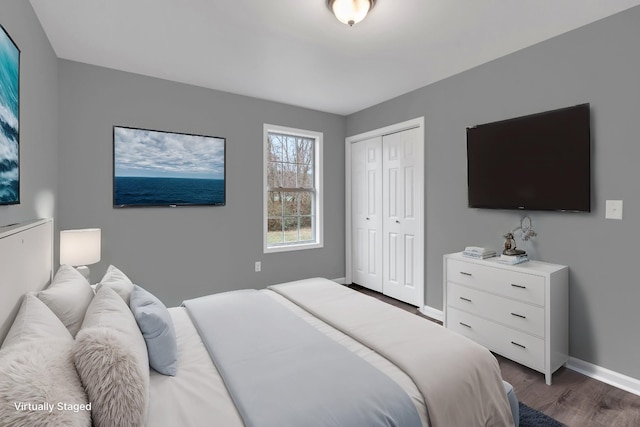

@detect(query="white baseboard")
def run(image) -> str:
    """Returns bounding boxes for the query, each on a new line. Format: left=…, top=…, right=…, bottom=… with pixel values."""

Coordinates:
left=332, top=277, right=346, bottom=285
left=419, top=305, right=443, bottom=322
left=567, top=357, right=640, bottom=397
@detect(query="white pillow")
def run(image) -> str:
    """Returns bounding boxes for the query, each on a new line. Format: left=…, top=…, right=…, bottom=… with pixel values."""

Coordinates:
left=1, top=293, right=72, bottom=349
left=97, top=265, right=134, bottom=305
left=37, top=265, right=94, bottom=337
left=0, top=339, right=91, bottom=427
left=77, top=286, right=149, bottom=424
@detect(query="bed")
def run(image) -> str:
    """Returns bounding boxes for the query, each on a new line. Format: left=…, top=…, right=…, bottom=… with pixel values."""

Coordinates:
left=0, top=219, right=518, bottom=427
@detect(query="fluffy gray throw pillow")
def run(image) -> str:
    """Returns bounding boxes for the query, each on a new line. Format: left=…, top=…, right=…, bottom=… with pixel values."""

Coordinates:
left=0, top=339, right=91, bottom=427
left=73, top=327, right=147, bottom=427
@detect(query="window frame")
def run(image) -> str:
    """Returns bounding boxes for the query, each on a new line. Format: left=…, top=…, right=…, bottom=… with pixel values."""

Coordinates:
left=263, top=124, right=323, bottom=254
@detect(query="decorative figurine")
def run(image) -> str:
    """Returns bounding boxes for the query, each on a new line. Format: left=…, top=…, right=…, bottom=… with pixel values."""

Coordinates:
left=503, top=232, right=515, bottom=254
left=502, top=232, right=526, bottom=256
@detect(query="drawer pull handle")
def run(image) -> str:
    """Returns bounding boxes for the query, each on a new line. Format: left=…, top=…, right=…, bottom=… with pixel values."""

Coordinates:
left=510, top=283, right=527, bottom=289
left=459, top=322, right=471, bottom=328
left=459, top=297, right=472, bottom=303
left=511, top=341, right=526, bottom=349
left=460, top=272, right=473, bottom=277
left=511, top=312, right=527, bottom=319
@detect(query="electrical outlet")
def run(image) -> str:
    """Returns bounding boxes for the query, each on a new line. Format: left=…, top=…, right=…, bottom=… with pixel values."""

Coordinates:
left=605, top=200, right=623, bottom=220
left=255, top=261, right=261, bottom=272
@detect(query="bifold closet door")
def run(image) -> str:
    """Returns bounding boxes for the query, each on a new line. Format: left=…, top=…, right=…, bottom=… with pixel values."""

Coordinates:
left=351, top=136, right=383, bottom=293
left=382, top=128, right=423, bottom=306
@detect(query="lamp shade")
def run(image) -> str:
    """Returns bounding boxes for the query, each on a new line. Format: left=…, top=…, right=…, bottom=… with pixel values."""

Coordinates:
left=60, top=228, right=102, bottom=266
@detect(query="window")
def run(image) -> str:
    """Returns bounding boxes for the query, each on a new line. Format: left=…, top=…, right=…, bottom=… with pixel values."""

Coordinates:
left=264, top=124, right=323, bottom=253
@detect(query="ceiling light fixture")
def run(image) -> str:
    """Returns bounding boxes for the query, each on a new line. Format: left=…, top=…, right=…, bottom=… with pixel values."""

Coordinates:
left=328, top=0, right=376, bottom=27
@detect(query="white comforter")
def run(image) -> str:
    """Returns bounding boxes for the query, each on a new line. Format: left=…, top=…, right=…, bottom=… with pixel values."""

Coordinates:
left=147, top=278, right=512, bottom=427
left=147, top=291, right=429, bottom=426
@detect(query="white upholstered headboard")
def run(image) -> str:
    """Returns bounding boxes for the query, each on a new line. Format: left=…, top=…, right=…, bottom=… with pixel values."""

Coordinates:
left=0, top=218, right=53, bottom=343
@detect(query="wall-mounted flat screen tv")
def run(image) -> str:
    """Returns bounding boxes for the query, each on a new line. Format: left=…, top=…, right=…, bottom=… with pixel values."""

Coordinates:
left=113, top=126, right=226, bottom=207
left=467, top=103, right=590, bottom=212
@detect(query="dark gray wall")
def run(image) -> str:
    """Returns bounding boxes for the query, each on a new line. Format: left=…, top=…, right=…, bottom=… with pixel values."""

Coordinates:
left=0, top=1, right=58, bottom=228
left=347, top=7, right=640, bottom=379
left=57, top=60, right=346, bottom=306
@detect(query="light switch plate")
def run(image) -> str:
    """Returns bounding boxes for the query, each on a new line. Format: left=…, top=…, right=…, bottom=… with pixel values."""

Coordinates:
left=605, top=200, right=623, bottom=220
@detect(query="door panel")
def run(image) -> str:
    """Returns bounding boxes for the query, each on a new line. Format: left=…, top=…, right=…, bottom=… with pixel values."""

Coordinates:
left=351, top=137, right=383, bottom=292
left=382, top=128, right=423, bottom=306
left=404, top=235, right=415, bottom=286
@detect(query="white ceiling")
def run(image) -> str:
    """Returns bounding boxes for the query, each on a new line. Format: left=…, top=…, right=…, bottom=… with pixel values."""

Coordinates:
left=30, top=0, right=640, bottom=116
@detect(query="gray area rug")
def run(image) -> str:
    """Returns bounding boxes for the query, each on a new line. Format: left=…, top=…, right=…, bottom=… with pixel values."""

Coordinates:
left=520, top=402, right=565, bottom=427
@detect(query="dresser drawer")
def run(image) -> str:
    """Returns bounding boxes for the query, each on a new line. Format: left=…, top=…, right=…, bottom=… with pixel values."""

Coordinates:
left=447, top=307, right=545, bottom=371
left=447, top=283, right=545, bottom=337
left=446, top=259, right=545, bottom=306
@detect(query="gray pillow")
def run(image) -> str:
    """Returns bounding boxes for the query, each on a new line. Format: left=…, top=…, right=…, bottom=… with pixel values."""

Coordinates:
left=76, top=286, right=149, bottom=426
left=73, top=327, right=147, bottom=427
left=130, top=285, right=178, bottom=376
left=0, top=339, right=91, bottom=427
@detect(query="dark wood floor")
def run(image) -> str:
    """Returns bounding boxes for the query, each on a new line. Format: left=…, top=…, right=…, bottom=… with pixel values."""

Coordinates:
left=349, top=284, right=640, bottom=427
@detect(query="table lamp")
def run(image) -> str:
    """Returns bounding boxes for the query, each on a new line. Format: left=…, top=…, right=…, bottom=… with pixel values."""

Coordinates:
left=60, top=228, right=101, bottom=281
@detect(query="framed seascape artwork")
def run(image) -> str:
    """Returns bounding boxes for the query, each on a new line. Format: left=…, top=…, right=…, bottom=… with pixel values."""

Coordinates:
left=0, top=24, right=20, bottom=205
left=113, top=126, right=226, bottom=207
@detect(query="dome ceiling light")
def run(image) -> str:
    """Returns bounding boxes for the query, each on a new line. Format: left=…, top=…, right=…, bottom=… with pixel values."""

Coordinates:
left=328, top=0, right=376, bottom=27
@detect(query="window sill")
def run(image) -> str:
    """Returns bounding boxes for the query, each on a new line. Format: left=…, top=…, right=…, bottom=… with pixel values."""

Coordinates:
left=264, top=241, right=323, bottom=254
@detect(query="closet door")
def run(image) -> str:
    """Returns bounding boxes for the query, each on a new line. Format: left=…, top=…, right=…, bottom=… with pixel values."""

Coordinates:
left=382, top=127, right=424, bottom=306
left=351, top=136, right=383, bottom=292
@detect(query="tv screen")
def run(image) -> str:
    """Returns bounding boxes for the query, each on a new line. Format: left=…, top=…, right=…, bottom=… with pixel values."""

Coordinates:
left=113, top=126, right=226, bottom=207
left=467, top=103, right=590, bottom=212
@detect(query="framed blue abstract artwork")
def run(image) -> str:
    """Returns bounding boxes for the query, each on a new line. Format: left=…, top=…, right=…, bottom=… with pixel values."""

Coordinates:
left=0, top=24, right=19, bottom=205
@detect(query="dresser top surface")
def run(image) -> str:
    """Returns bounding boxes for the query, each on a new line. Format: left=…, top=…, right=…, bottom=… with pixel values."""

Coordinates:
left=446, top=252, right=568, bottom=274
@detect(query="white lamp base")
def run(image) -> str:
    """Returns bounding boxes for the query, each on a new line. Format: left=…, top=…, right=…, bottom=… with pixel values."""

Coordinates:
left=75, top=265, right=90, bottom=281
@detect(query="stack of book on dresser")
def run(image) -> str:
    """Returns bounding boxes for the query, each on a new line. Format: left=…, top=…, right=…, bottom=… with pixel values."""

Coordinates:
left=462, top=246, right=496, bottom=259
left=496, top=253, right=529, bottom=265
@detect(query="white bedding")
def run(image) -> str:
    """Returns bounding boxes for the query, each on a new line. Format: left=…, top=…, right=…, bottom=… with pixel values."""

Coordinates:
left=148, top=279, right=514, bottom=427
left=147, top=290, right=429, bottom=426
left=147, top=307, right=243, bottom=427
left=270, top=279, right=513, bottom=426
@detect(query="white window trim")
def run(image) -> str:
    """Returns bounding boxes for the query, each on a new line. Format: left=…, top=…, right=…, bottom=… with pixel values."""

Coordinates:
left=263, top=124, right=323, bottom=254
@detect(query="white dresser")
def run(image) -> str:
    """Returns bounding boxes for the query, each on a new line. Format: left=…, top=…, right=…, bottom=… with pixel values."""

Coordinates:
left=443, top=252, right=568, bottom=385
